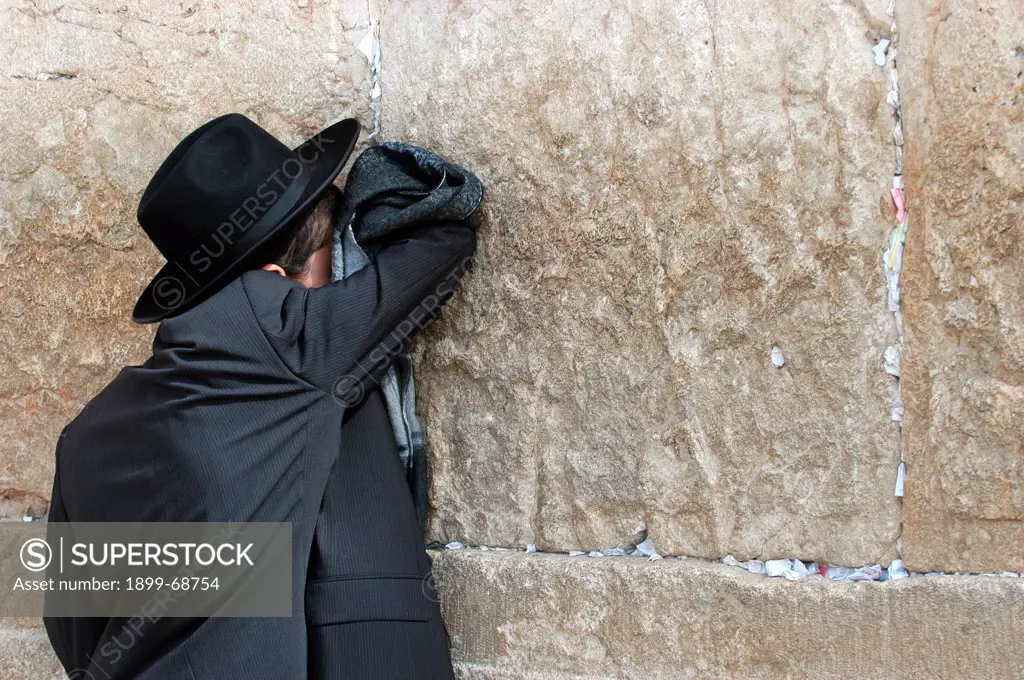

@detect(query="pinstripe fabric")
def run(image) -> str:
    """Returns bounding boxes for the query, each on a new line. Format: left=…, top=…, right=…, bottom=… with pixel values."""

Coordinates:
left=306, top=387, right=455, bottom=679
left=44, top=222, right=475, bottom=679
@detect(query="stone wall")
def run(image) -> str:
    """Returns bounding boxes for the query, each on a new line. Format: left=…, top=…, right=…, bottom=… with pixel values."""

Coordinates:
left=383, top=0, right=904, bottom=568
left=898, top=0, right=1024, bottom=574
left=432, top=550, right=1024, bottom=679
left=1, top=0, right=1022, bottom=677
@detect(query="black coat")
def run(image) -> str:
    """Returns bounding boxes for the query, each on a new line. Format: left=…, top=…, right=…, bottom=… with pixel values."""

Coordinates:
left=44, top=222, right=475, bottom=679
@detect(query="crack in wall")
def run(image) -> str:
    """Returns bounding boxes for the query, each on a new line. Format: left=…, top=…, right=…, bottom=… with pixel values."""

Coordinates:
left=358, top=0, right=382, bottom=141
left=882, top=0, right=908, bottom=574
left=9, top=72, right=76, bottom=80
left=429, top=538, right=1023, bottom=581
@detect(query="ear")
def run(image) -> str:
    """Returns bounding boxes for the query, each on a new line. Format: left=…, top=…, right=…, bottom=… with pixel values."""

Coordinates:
left=261, top=263, right=288, bottom=277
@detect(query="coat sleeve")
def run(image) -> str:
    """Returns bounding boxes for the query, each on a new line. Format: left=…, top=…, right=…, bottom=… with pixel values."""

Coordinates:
left=244, top=222, right=477, bottom=396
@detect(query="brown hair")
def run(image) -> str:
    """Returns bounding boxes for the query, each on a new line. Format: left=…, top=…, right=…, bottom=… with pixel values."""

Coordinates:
left=254, top=183, right=342, bottom=276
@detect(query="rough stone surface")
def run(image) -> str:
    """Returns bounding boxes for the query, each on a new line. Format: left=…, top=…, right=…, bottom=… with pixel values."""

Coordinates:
left=2, top=0, right=1023, bottom=675
left=432, top=549, right=1024, bottom=679
left=0, top=0, right=374, bottom=515
left=382, top=0, right=902, bottom=564
left=898, top=0, right=1024, bottom=573
left=0, top=625, right=62, bottom=680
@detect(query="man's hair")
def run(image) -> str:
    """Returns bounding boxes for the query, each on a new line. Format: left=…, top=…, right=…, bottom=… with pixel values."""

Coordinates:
left=253, top=183, right=342, bottom=276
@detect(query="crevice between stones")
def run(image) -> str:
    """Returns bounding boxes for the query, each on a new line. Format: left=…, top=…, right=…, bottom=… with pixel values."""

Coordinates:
left=881, top=0, right=908, bottom=574
left=427, top=538, right=1022, bottom=582
left=358, top=0, right=382, bottom=141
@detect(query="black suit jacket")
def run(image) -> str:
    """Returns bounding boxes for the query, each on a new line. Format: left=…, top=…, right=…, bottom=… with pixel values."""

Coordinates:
left=44, top=222, right=474, bottom=679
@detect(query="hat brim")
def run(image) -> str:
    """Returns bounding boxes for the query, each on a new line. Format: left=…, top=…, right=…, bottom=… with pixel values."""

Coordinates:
left=132, top=118, right=361, bottom=324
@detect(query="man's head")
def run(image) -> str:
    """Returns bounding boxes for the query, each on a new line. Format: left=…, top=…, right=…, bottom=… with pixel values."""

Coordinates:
left=255, top=183, right=342, bottom=288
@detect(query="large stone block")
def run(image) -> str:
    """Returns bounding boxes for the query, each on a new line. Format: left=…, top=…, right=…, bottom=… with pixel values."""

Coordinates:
left=0, top=0, right=374, bottom=512
left=898, top=0, right=1024, bottom=573
left=432, top=549, right=1024, bottom=679
left=382, top=0, right=902, bottom=564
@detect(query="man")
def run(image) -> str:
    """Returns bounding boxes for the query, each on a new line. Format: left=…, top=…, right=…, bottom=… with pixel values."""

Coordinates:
left=44, top=113, right=475, bottom=678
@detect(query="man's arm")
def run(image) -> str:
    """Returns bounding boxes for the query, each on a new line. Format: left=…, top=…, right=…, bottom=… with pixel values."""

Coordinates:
left=245, top=222, right=476, bottom=395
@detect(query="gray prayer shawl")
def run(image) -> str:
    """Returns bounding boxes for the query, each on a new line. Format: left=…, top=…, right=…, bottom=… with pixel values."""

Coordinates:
left=331, top=141, right=483, bottom=531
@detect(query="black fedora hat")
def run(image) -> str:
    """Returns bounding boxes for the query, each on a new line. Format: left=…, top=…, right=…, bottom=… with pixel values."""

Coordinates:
left=132, top=112, right=360, bottom=323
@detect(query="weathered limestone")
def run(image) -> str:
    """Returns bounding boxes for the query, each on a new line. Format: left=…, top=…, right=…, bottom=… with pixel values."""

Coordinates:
left=2, top=0, right=1022, bottom=674
left=432, top=549, right=1024, bottom=679
left=0, top=625, right=61, bottom=679
left=382, top=0, right=902, bottom=564
left=0, top=0, right=374, bottom=516
left=898, top=0, right=1024, bottom=573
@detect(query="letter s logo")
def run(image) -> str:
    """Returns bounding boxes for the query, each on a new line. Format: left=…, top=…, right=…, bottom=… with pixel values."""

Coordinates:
left=20, top=538, right=51, bottom=572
